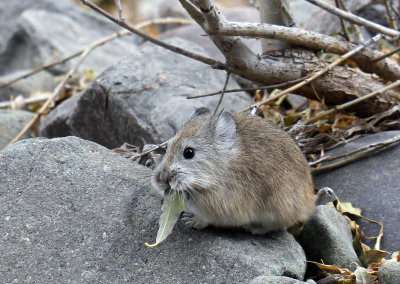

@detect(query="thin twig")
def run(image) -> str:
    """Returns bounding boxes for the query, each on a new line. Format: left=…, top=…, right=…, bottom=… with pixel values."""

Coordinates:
left=305, top=79, right=400, bottom=124
left=310, top=132, right=400, bottom=166
left=384, top=0, right=399, bottom=31
left=311, top=134, right=400, bottom=174
left=187, top=77, right=307, bottom=99
left=0, top=94, right=52, bottom=109
left=114, top=0, right=125, bottom=22
left=81, top=0, right=226, bottom=70
left=371, top=45, right=400, bottom=63
left=304, top=0, right=400, bottom=38
left=213, top=72, right=231, bottom=116
left=335, top=0, right=352, bottom=42
left=129, top=141, right=168, bottom=161
left=0, top=51, right=82, bottom=89
left=337, top=0, right=363, bottom=42
left=277, top=0, right=297, bottom=27
left=0, top=18, right=193, bottom=90
left=240, top=34, right=383, bottom=113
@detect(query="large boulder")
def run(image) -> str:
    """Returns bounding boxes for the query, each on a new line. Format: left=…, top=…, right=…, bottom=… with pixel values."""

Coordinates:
left=0, top=136, right=307, bottom=283
left=313, top=131, right=400, bottom=253
left=39, top=39, right=252, bottom=149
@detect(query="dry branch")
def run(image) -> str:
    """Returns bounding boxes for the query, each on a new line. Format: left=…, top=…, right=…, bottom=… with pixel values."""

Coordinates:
left=304, top=0, right=400, bottom=37
left=311, top=134, right=400, bottom=174
left=240, top=34, right=384, bottom=113
left=216, top=21, right=400, bottom=81
left=81, top=0, right=226, bottom=69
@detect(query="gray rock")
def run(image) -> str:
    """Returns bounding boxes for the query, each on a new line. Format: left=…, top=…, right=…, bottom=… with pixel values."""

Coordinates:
left=378, top=262, right=400, bottom=284
left=0, top=0, right=140, bottom=77
left=290, top=0, right=322, bottom=26
left=313, top=131, right=400, bottom=253
left=38, top=92, right=83, bottom=138
left=39, top=38, right=252, bottom=149
left=300, top=205, right=361, bottom=269
left=251, top=276, right=316, bottom=283
left=0, top=70, right=55, bottom=101
left=0, top=136, right=306, bottom=283
left=0, top=110, right=35, bottom=149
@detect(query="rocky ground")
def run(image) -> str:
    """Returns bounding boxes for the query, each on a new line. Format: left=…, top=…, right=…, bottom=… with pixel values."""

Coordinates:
left=0, top=0, right=399, bottom=283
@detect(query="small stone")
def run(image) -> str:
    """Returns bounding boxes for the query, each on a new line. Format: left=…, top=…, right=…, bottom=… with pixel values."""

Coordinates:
left=300, top=205, right=361, bottom=269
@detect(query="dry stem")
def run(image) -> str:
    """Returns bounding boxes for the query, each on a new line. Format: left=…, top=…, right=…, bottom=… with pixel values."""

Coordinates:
left=187, top=77, right=306, bottom=99
left=213, top=72, right=231, bottom=116
left=305, top=0, right=400, bottom=37
left=81, top=0, right=226, bottom=69
left=311, top=134, right=400, bottom=174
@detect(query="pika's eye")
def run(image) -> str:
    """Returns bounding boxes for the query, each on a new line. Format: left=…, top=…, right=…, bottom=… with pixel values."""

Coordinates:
left=183, top=147, right=195, bottom=159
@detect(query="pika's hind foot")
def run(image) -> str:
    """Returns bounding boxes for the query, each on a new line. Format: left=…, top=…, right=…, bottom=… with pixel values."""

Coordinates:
left=182, top=212, right=209, bottom=230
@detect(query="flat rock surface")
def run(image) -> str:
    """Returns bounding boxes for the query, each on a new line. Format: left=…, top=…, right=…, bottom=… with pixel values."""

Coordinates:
left=313, top=131, right=400, bottom=253
left=0, top=137, right=306, bottom=283
left=39, top=39, right=252, bottom=149
left=0, top=110, right=35, bottom=149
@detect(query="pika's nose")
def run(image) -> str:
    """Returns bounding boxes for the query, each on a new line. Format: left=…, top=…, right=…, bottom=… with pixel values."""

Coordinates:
left=167, top=169, right=177, bottom=183
left=159, top=167, right=177, bottom=183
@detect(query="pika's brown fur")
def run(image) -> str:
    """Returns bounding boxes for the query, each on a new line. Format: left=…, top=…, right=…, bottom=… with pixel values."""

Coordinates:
left=152, top=108, right=315, bottom=234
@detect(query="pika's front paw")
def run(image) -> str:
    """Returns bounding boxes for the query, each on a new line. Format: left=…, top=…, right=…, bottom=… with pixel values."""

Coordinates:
left=182, top=213, right=209, bottom=230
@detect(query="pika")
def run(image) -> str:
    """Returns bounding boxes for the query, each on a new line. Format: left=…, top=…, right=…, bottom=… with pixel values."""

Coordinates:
left=152, top=108, right=315, bottom=234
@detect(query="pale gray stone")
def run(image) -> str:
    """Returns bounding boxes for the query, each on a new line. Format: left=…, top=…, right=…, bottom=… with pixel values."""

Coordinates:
left=378, top=262, right=400, bottom=284
left=300, top=205, right=361, bottom=269
left=0, top=136, right=307, bottom=283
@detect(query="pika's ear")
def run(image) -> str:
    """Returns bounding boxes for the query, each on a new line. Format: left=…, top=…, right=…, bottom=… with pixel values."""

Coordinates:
left=215, top=110, right=237, bottom=149
left=186, top=107, right=211, bottom=123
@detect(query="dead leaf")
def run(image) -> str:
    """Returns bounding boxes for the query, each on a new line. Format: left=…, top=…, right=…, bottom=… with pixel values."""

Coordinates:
left=360, top=249, right=387, bottom=267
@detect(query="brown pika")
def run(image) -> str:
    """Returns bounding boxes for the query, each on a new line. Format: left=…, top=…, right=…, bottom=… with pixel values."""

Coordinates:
left=152, top=108, right=315, bottom=234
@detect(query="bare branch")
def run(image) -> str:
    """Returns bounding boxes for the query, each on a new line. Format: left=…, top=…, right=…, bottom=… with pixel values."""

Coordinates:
left=304, top=0, right=400, bottom=37
left=0, top=94, right=52, bottom=109
left=130, top=141, right=168, bottom=161
left=372, top=46, right=400, bottom=63
left=311, top=134, right=400, bottom=174
left=178, top=0, right=205, bottom=27
left=213, top=72, right=231, bottom=116
left=187, top=77, right=306, bottom=99
left=305, top=79, right=400, bottom=124
left=240, top=34, right=384, bottom=113
left=81, top=0, right=226, bottom=70
left=216, top=21, right=400, bottom=81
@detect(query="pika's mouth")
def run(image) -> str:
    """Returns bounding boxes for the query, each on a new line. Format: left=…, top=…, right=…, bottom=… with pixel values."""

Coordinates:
left=164, top=185, right=172, bottom=195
